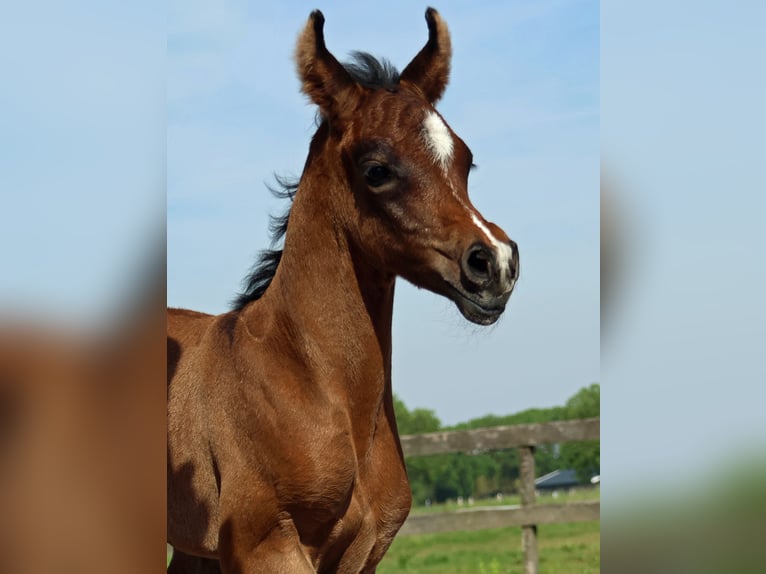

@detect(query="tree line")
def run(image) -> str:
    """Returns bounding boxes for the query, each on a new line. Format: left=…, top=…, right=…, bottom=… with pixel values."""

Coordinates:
left=394, top=384, right=600, bottom=505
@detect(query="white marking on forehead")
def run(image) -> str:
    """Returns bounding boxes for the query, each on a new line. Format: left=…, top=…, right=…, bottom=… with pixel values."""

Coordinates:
left=421, top=111, right=454, bottom=170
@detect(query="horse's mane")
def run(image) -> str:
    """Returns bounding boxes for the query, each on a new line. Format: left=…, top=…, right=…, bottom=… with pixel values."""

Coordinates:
left=343, top=51, right=400, bottom=91
left=231, top=53, right=400, bottom=310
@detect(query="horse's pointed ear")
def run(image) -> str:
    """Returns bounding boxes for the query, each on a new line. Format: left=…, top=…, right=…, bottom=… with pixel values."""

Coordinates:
left=400, top=8, right=452, bottom=104
left=295, top=10, right=357, bottom=118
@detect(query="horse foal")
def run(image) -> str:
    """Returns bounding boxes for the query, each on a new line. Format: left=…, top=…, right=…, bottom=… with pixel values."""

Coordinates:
left=168, top=8, right=519, bottom=573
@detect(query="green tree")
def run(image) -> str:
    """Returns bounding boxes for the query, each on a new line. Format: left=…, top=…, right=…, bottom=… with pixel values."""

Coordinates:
left=393, top=394, right=441, bottom=435
left=434, top=464, right=460, bottom=501
left=564, top=383, right=599, bottom=419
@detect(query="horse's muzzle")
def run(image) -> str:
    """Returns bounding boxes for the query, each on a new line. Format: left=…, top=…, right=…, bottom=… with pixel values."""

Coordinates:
left=453, top=240, right=519, bottom=325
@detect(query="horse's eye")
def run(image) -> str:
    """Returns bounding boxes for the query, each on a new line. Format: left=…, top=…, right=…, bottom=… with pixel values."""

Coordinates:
left=364, top=164, right=393, bottom=188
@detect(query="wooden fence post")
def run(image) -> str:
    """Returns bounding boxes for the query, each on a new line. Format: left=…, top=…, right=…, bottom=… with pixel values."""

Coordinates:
left=519, top=445, right=537, bottom=574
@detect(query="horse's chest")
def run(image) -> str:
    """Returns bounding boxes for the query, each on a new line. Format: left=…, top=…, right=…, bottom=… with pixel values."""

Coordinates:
left=277, top=434, right=358, bottom=521
left=279, top=429, right=411, bottom=570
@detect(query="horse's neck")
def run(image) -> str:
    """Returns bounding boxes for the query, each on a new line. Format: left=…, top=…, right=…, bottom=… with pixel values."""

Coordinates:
left=245, top=177, right=397, bottom=446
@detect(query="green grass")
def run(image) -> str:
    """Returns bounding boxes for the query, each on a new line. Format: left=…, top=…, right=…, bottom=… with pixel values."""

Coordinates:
left=378, top=521, right=600, bottom=574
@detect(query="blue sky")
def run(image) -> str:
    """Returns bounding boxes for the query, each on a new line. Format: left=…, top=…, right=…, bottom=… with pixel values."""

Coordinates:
left=167, top=0, right=600, bottom=425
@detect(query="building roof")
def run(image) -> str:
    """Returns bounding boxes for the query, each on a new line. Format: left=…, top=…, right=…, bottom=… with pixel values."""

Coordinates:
left=535, top=469, right=580, bottom=489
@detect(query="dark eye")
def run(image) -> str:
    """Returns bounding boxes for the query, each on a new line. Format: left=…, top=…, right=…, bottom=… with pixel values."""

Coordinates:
left=364, top=164, right=393, bottom=188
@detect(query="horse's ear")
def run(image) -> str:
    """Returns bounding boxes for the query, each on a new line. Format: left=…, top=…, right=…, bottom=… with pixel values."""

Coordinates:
left=295, top=10, right=358, bottom=118
left=400, top=8, right=452, bottom=104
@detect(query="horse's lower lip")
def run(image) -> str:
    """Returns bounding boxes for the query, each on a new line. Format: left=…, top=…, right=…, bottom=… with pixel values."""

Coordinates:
left=460, top=299, right=504, bottom=323
left=448, top=287, right=506, bottom=325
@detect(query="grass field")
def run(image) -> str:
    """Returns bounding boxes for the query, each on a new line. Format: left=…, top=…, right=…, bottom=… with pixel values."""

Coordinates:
left=378, top=521, right=600, bottom=574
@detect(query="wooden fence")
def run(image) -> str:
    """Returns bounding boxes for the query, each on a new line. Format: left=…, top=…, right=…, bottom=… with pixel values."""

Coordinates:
left=398, top=418, right=600, bottom=574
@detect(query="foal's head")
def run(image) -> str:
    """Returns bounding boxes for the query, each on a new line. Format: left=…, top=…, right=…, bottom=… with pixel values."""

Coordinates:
left=295, top=8, right=519, bottom=325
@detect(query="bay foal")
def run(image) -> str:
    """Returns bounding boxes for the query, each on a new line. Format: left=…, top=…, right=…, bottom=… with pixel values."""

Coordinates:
left=168, top=8, right=519, bottom=573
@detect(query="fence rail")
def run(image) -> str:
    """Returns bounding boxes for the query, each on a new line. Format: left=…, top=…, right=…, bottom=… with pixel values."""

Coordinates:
left=398, top=417, right=600, bottom=574
left=400, top=418, right=600, bottom=456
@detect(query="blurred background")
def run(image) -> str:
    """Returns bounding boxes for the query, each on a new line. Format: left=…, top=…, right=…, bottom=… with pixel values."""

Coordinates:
left=602, top=1, right=766, bottom=572
left=1, top=1, right=166, bottom=572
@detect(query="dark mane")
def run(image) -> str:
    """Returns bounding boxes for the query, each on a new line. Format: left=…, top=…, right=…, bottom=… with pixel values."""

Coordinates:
left=231, top=53, right=400, bottom=310
left=344, top=52, right=400, bottom=90
left=231, top=176, right=297, bottom=310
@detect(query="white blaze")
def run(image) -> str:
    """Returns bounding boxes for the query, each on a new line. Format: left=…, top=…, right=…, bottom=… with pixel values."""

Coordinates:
left=422, top=111, right=515, bottom=289
left=421, top=111, right=454, bottom=171
left=470, top=212, right=516, bottom=288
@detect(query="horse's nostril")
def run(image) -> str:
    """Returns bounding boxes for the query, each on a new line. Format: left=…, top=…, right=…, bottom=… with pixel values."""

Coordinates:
left=467, top=249, right=491, bottom=278
left=463, top=244, right=496, bottom=286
